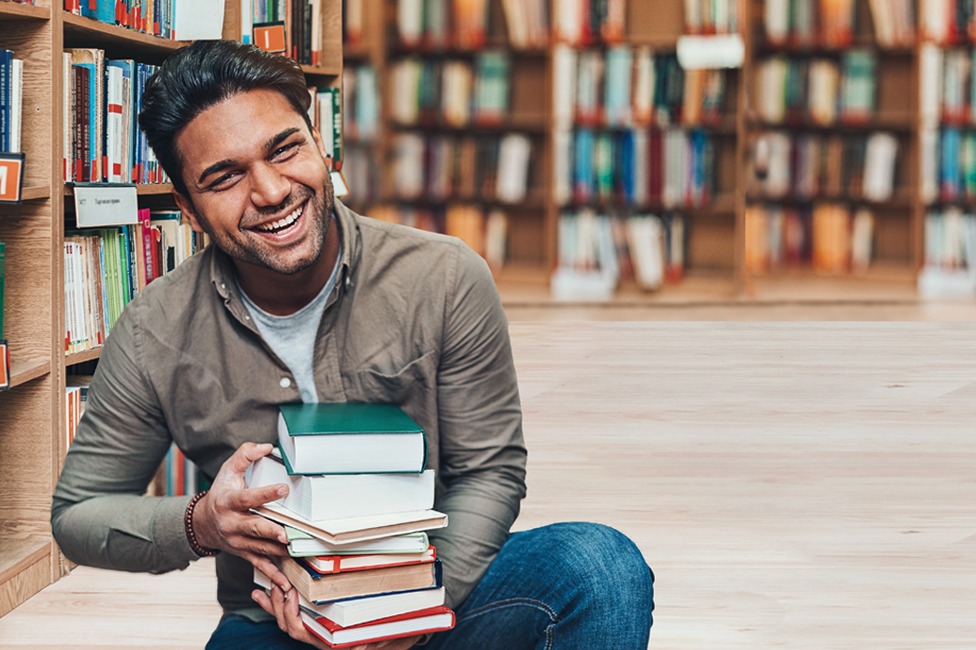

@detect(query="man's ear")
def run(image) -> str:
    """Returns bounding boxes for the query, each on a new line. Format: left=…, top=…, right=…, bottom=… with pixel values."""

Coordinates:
left=173, top=189, right=206, bottom=234
left=311, top=125, right=328, bottom=161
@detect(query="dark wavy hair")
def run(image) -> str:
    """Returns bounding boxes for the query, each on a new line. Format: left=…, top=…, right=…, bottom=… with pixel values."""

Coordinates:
left=139, top=40, right=313, bottom=197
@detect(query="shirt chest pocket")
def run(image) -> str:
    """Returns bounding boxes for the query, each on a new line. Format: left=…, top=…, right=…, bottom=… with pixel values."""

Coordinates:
left=354, top=350, right=437, bottom=405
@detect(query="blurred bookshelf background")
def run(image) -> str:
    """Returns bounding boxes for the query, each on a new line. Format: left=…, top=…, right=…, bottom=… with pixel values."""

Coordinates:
left=337, top=0, right=976, bottom=304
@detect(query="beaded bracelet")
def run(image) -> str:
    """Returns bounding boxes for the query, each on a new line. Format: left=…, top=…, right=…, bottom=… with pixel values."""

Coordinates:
left=184, top=490, right=219, bottom=557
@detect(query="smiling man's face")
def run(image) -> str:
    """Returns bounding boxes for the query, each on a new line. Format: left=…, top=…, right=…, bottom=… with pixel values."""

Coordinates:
left=173, top=88, right=334, bottom=276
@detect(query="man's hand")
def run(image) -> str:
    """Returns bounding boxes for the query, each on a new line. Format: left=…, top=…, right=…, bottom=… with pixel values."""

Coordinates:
left=252, top=586, right=422, bottom=650
left=192, top=442, right=292, bottom=590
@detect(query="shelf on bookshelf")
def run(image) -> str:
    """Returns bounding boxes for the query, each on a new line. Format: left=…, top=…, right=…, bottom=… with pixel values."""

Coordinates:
left=390, top=118, right=548, bottom=134
left=392, top=194, right=547, bottom=211
left=391, top=42, right=548, bottom=58
left=63, top=183, right=174, bottom=196
left=571, top=117, right=738, bottom=135
left=744, top=266, right=918, bottom=301
left=0, top=1, right=49, bottom=21
left=746, top=192, right=913, bottom=210
left=343, top=46, right=373, bottom=61
left=561, top=192, right=737, bottom=215
left=747, top=117, right=914, bottom=133
left=0, top=539, right=50, bottom=588
left=924, top=198, right=976, bottom=210
left=20, top=186, right=50, bottom=201
left=66, top=347, right=101, bottom=366
left=62, top=11, right=185, bottom=60
left=756, top=40, right=915, bottom=57
left=301, top=62, right=342, bottom=77
left=9, top=357, right=52, bottom=389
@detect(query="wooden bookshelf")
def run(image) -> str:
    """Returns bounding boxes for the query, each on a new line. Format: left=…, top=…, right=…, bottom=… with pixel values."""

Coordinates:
left=0, top=0, right=343, bottom=617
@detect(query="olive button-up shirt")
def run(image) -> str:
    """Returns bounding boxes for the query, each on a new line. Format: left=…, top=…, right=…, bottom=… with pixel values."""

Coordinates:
left=51, top=201, right=527, bottom=613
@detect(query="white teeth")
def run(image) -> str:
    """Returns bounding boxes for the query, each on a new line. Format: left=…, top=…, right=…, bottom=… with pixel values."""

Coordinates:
left=257, top=203, right=304, bottom=232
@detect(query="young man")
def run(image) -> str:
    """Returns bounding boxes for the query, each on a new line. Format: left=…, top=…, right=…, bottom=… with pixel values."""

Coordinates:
left=51, top=41, right=654, bottom=649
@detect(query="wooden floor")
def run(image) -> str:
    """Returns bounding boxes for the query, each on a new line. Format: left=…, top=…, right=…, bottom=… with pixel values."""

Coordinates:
left=2, top=319, right=975, bottom=648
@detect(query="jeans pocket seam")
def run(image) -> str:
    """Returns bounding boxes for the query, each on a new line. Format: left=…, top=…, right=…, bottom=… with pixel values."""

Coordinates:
left=459, top=596, right=559, bottom=625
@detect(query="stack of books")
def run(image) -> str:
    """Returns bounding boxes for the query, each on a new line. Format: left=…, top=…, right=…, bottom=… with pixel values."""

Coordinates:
left=248, top=402, right=455, bottom=648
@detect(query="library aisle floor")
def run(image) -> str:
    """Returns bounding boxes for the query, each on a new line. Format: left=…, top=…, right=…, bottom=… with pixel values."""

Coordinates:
left=1, top=322, right=975, bottom=648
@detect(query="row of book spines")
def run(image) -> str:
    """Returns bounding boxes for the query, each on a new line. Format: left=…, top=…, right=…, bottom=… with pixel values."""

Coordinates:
left=754, top=56, right=877, bottom=126
left=923, top=127, right=976, bottom=202
left=749, top=131, right=900, bottom=203
left=165, top=444, right=208, bottom=496
left=744, top=204, right=874, bottom=274
left=682, top=0, right=740, bottom=34
left=554, top=48, right=730, bottom=130
left=308, top=87, right=342, bottom=171
left=557, top=128, right=716, bottom=210
left=342, top=66, right=380, bottom=142
left=0, top=242, right=4, bottom=341
left=556, top=212, right=687, bottom=286
left=64, top=0, right=175, bottom=39
left=924, top=208, right=976, bottom=268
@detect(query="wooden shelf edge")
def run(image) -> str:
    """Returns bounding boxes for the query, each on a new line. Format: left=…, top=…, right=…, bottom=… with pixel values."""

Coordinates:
left=302, top=63, right=342, bottom=76
left=62, top=11, right=184, bottom=51
left=65, top=347, right=102, bottom=366
left=9, top=357, right=52, bottom=388
left=64, top=183, right=173, bottom=196
left=0, top=540, right=51, bottom=587
left=19, top=186, right=50, bottom=201
left=0, top=2, right=50, bottom=20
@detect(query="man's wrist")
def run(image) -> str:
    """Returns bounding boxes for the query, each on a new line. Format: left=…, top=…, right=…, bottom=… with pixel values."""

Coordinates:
left=184, top=490, right=219, bottom=557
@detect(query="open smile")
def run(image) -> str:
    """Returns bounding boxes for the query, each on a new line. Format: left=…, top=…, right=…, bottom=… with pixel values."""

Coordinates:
left=251, top=199, right=307, bottom=236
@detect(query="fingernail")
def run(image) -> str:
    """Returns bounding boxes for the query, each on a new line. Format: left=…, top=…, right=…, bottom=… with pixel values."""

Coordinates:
left=277, top=486, right=288, bottom=497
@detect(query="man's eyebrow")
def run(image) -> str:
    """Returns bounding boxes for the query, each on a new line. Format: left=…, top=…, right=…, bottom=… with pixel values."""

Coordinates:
left=196, top=128, right=303, bottom=186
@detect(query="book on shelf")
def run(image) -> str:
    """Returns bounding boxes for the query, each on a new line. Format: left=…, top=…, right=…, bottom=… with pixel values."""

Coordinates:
left=924, top=208, right=976, bottom=270
left=277, top=402, right=427, bottom=475
left=748, top=130, right=899, bottom=203
left=685, top=0, right=740, bottom=35
left=243, top=0, right=322, bottom=65
left=343, top=0, right=363, bottom=45
left=286, top=527, right=431, bottom=557
left=343, top=65, right=379, bottom=142
left=254, top=501, right=448, bottom=546
left=301, top=605, right=455, bottom=649
left=309, top=87, right=342, bottom=171
left=744, top=203, right=874, bottom=273
left=499, top=0, right=550, bottom=49
left=255, top=568, right=446, bottom=627
left=396, top=0, right=489, bottom=48
left=63, top=52, right=166, bottom=184
left=246, top=452, right=435, bottom=521
left=275, top=554, right=442, bottom=603
left=0, top=52, right=23, bottom=154
left=552, top=0, right=624, bottom=46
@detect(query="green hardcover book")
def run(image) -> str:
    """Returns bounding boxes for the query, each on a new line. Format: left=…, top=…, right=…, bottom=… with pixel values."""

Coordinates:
left=0, top=241, right=5, bottom=340
left=277, top=402, right=427, bottom=475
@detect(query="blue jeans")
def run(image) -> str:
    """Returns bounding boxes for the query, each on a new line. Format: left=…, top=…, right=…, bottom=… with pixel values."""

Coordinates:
left=207, top=522, right=654, bottom=650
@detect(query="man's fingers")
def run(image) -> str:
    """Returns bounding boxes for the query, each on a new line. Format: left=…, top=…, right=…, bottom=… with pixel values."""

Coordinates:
left=252, top=589, right=275, bottom=616
left=228, top=484, right=290, bottom=512
left=241, top=551, right=292, bottom=592
left=217, top=442, right=275, bottom=479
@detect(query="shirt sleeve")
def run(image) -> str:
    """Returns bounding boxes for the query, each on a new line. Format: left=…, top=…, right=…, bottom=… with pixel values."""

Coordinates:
left=51, top=302, right=201, bottom=574
left=427, top=242, right=528, bottom=608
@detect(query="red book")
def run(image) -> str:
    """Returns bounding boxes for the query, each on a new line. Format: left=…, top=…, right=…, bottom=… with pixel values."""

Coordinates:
left=648, top=127, right=663, bottom=205
left=301, top=606, right=455, bottom=649
left=303, top=547, right=436, bottom=575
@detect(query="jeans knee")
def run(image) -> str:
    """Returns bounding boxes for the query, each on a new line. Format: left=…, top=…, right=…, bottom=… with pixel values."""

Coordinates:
left=533, top=522, right=654, bottom=611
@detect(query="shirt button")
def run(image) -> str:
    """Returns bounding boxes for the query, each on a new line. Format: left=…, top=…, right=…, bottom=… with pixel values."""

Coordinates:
left=245, top=315, right=251, bottom=320
left=220, top=283, right=226, bottom=289
left=280, top=377, right=292, bottom=388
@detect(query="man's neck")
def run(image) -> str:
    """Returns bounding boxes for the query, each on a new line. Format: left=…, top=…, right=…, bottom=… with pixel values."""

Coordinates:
left=233, top=216, right=341, bottom=316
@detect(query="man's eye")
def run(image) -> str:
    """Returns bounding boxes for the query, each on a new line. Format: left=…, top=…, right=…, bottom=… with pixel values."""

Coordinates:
left=273, top=143, right=300, bottom=160
left=210, top=173, right=239, bottom=190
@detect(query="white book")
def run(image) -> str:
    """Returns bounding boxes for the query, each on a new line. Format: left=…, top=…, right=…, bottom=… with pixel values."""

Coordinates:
left=764, top=0, right=789, bottom=44
left=247, top=454, right=434, bottom=522
left=9, top=59, right=22, bottom=154
left=863, top=132, right=898, bottom=202
left=63, top=53, right=72, bottom=182
left=553, top=128, right=572, bottom=205
left=627, top=216, right=664, bottom=290
left=552, top=45, right=576, bottom=129
left=253, top=502, right=448, bottom=546
left=496, top=133, right=531, bottom=203
left=255, top=569, right=446, bottom=627
left=398, top=0, right=423, bottom=45
left=632, top=47, right=655, bottom=124
left=919, top=44, right=943, bottom=127
left=173, top=0, right=225, bottom=40
left=241, top=0, right=253, bottom=43
left=851, top=209, right=874, bottom=271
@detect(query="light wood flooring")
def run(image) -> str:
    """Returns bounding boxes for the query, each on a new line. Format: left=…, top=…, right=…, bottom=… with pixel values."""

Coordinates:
left=1, top=320, right=975, bottom=648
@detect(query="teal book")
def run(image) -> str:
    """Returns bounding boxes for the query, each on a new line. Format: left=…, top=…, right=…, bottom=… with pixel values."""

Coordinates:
left=277, top=403, right=427, bottom=475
